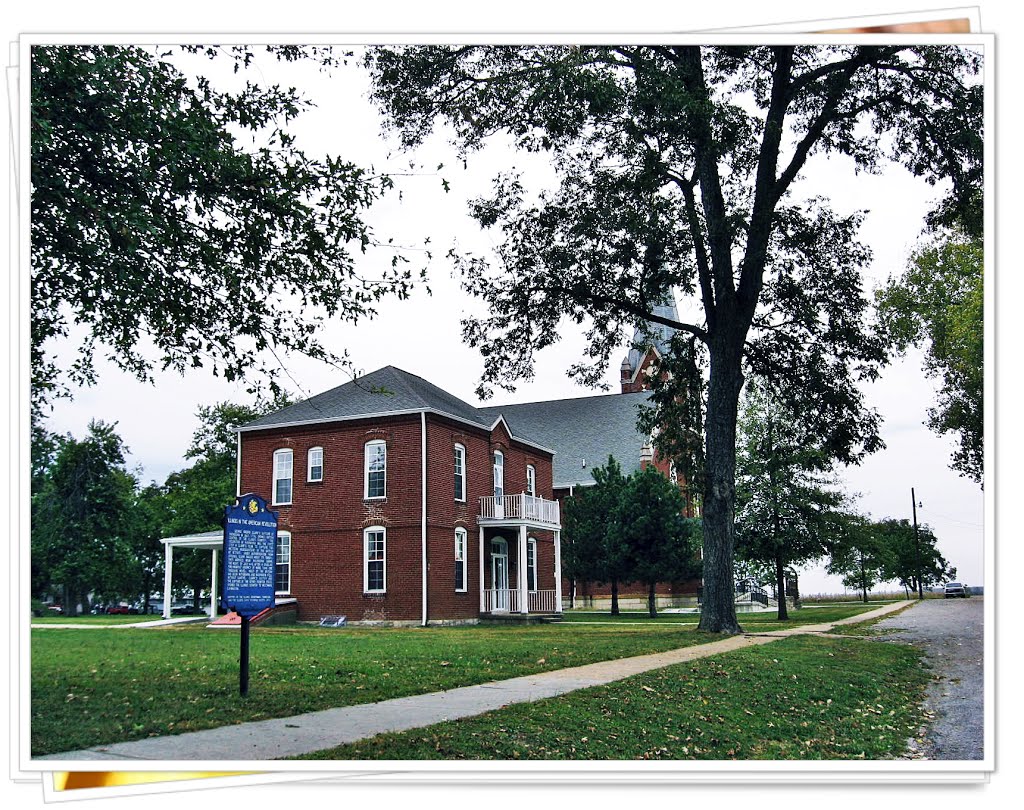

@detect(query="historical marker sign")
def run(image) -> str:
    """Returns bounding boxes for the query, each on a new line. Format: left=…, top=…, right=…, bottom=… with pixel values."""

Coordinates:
left=222, top=493, right=278, bottom=617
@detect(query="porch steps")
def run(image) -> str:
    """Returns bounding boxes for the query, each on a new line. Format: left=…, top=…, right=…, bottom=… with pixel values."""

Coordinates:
left=480, top=613, right=563, bottom=625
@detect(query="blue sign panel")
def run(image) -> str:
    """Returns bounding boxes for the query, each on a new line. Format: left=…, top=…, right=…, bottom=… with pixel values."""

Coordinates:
left=222, top=493, right=278, bottom=618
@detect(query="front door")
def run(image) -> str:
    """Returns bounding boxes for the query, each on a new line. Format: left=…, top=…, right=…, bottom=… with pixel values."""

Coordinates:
left=491, top=537, right=509, bottom=611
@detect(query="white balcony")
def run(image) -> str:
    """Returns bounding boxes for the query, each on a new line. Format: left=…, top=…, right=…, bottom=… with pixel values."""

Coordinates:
left=478, top=493, right=560, bottom=528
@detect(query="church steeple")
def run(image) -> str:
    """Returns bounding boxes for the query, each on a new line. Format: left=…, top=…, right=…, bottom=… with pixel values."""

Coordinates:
left=620, top=291, right=680, bottom=393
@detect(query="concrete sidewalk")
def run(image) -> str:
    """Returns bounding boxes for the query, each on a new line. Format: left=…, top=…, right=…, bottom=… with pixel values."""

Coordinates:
left=37, top=600, right=910, bottom=763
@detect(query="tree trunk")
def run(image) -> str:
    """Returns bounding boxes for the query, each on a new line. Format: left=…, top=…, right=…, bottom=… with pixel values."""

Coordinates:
left=648, top=582, right=657, bottom=618
left=697, top=340, right=745, bottom=634
left=610, top=580, right=620, bottom=615
left=774, top=553, right=789, bottom=621
left=859, top=554, right=868, bottom=603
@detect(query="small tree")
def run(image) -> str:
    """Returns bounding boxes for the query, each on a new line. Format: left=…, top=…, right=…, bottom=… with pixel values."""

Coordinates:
left=619, top=466, right=702, bottom=617
left=561, top=457, right=630, bottom=614
left=875, top=518, right=955, bottom=595
left=826, top=514, right=891, bottom=602
left=734, top=385, right=848, bottom=620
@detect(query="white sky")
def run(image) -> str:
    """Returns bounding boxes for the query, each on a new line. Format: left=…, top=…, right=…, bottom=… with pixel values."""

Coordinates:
left=31, top=41, right=986, bottom=596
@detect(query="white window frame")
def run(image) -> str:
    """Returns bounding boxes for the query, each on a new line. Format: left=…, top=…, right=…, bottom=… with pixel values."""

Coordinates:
left=454, top=527, right=468, bottom=593
left=276, top=531, right=292, bottom=594
left=493, top=450, right=504, bottom=498
left=454, top=443, right=466, bottom=502
left=526, top=464, right=536, bottom=497
left=363, top=526, right=386, bottom=594
left=307, top=446, right=324, bottom=483
left=272, top=448, right=293, bottom=505
left=364, top=440, right=386, bottom=500
left=527, top=536, right=538, bottom=592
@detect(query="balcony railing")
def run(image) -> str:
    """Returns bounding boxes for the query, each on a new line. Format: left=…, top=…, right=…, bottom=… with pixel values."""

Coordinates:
left=478, top=493, right=560, bottom=526
left=528, top=589, right=559, bottom=613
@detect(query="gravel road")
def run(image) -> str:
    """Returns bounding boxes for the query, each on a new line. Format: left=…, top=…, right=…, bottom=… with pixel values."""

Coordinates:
left=869, top=597, right=985, bottom=760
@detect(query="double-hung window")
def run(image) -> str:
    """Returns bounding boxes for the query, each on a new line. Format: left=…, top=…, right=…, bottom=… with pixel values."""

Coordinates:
left=454, top=443, right=466, bottom=502
left=493, top=450, right=504, bottom=498
left=276, top=532, right=292, bottom=594
left=365, top=440, right=386, bottom=499
left=307, top=447, right=324, bottom=483
left=454, top=527, right=467, bottom=592
left=272, top=449, right=293, bottom=505
left=364, top=527, right=386, bottom=593
left=527, top=537, right=537, bottom=592
left=526, top=464, right=536, bottom=497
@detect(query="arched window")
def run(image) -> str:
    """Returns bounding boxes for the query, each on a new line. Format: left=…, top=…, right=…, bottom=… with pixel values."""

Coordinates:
left=454, top=443, right=466, bottom=502
left=307, top=447, right=324, bottom=483
left=364, top=526, right=386, bottom=593
left=272, top=449, right=293, bottom=505
left=365, top=440, right=386, bottom=499
left=526, top=464, right=536, bottom=497
left=454, top=527, right=467, bottom=592
left=276, top=532, right=292, bottom=594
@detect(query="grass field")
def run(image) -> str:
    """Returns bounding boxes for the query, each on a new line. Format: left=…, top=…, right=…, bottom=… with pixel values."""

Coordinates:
left=295, top=634, right=930, bottom=761
left=30, top=602, right=885, bottom=757
left=30, top=614, right=167, bottom=626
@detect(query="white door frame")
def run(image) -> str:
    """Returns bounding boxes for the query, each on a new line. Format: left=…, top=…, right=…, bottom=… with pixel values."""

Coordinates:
left=491, top=536, right=509, bottom=611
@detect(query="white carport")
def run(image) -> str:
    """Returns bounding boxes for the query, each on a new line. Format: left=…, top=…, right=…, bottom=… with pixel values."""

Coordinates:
left=160, top=530, right=223, bottom=620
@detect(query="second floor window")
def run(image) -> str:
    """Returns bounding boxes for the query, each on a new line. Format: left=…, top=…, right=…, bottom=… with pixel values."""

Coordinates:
left=454, top=443, right=466, bottom=502
left=526, top=464, right=536, bottom=497
left=365, top=440, right=386, bottom=499
left=493, top=450, right=504, bottom=499
left=273, top=449, right=293, bottom=505
left=308, top=447, right=324, bottom=482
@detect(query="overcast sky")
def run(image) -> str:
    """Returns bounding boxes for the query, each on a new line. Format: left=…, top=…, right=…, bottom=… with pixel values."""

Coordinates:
left=34, top=41, right=986, bottom=596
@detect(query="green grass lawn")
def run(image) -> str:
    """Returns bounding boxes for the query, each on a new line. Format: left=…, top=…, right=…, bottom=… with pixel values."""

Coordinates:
left=30, top=614, right=167, bottom=626
left=295, top=634, right=930, bottom=761
left=561, top=602, right=886, bottom=630
left=30, top=602, right=886, bottom=757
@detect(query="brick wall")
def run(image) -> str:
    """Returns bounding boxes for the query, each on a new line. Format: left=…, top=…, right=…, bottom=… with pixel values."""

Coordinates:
left=239, top=411, right=556, bottom=622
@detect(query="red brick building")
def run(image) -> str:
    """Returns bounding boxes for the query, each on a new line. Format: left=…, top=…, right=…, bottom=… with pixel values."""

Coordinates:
left=234, top=366, right=564, bottom=625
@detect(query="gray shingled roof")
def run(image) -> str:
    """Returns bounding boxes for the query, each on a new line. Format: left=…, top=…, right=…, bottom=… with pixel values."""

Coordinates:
left=626, top=293, right=680, bottom=373
left=239, top=366, right=551, bottom=450
left=478, top=391, right=652, bottom=489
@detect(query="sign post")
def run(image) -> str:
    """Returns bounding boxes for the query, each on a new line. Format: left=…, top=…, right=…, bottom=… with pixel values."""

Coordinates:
left=222, top=493, right=278, bottom=697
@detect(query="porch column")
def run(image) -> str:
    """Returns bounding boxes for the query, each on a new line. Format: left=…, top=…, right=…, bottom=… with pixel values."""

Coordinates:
left=210, top=548, right=219, bottom=619
left=553, top=529, right=563, bottom=613
left=162, top=542, right=173, bottom=619
left=518, top=524, right=529, bottom=614
left=479, top=526, right=486, bottom=613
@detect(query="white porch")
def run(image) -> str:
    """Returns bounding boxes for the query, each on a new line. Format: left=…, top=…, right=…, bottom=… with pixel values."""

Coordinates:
left=478, top=494, right=562, bottom=616
left=159, top=530, right=224, bottom=620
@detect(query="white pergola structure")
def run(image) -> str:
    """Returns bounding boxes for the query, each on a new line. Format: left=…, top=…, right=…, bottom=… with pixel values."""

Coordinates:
left=160, top=530, right=223, bottom=620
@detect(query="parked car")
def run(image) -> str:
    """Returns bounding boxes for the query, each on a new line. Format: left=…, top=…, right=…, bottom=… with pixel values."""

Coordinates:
left=46, top=604, right=62, bottom=614
left=944, top=582, right=970, bottom=598
left=107, top=604, right=134, bottom=614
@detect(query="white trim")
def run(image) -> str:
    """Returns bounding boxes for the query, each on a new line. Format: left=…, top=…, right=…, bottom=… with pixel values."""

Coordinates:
left=236, top=407, right=556, bottom=455
left=527, top=536, right=538, bottom=593
left=235, top=432, right=242, bottom=498
left=276, top=531, right=292, bottom=595
left=363, top=526, right=386, bottom=594
left=493, top=449, right=504, bottom=498
left=453, top=442, right=467, bottom=502
left=307, top=446, right=324, bottom=483
left=271, top=448, right=293, bottom=506
left=454, top=527, right=468, bottom=593
left=526, top=464, right=536, bottom=497
left=364, top=439, right=386, bottom=500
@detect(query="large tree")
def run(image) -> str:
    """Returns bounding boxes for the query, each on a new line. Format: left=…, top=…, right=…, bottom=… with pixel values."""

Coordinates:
left=734, top=384, right=848, bottom=620
left=875, top=517, right=956, bottom=595
left=876, top=232, right=983, bottom=484
left=31, top=45, right=418, bottom=417
left=32, top=421, right=138, bottom=614
left=826, top=513, right=892, bottom=602
left=366, top=45, right=982, bottom=633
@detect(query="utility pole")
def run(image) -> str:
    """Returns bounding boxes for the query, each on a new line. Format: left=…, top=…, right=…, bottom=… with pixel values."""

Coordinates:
left=912, top=488, right=924, bottom=600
